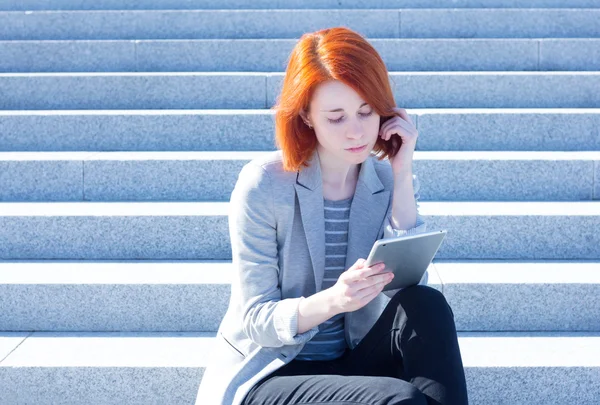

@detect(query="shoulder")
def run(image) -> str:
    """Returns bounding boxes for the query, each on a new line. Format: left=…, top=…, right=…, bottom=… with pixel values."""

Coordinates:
left=244, top=150, right=283, bottom=173
left=240, top=150, right=295, bottom=185
left=232, top=150, right=292, bottom=202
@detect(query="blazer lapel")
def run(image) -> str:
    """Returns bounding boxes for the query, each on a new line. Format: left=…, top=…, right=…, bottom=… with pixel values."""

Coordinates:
left=294, top=149, right=390, bottom=292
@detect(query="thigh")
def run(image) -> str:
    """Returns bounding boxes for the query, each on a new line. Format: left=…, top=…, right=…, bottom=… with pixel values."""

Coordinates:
left=339, top=285, right=457, bottom=376
left=242, top=372, right=426, bottom=405
left=337, top=285, right=468, bottom=405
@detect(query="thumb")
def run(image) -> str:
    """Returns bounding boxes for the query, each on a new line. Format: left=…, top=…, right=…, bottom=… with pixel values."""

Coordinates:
left=355, top=258, right=366, bottom=269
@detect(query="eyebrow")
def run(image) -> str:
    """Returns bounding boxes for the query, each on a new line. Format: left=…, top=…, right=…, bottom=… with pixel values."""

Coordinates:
left=320, top=102, right=369, bottom=112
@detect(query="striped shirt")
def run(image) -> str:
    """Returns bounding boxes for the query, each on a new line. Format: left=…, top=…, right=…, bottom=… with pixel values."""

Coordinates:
left=295, top=195, right=353, bottom=361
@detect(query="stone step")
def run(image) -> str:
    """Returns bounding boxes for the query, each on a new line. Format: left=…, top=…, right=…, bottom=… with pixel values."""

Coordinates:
left=2, top=0, right=600, bottom=11
left=2, top=38, right=599, bottom=73
left=0, top=260, right=598, bottom=332
left=2, top=72, right=600, bottom=109
left=1, top=109, right=598, bottom=152
left=0, top=151, right=597, bottom=202
left=0, top=330, right=599, bottom=404
left=1, top=9, right=600, bottom=40
left=0, top=201, right=599, bottom=260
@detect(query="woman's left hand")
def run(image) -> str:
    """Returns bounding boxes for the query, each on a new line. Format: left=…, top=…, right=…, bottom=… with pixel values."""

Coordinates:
left=378, top=107, right=418, bottom=177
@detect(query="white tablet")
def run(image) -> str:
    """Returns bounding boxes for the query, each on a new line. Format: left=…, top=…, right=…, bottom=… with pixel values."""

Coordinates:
left=364, top=229, right=447, bottom=291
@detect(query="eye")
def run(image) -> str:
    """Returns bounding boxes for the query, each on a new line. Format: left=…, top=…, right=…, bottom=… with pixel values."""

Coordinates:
left=327, top=110, right=374, bottom=124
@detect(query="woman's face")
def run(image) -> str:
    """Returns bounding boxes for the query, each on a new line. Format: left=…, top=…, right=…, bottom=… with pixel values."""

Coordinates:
left=302, top=80, right=381, bottom=165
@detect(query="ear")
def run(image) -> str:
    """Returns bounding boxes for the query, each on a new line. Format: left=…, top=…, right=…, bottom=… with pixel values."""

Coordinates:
left=299, top=109, right=310, bottom=126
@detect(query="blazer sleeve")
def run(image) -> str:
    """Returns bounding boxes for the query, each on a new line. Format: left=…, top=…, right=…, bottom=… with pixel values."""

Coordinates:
left=380, top=173, right=429, bottom=298
left=229, top=162, right=319, bottom=348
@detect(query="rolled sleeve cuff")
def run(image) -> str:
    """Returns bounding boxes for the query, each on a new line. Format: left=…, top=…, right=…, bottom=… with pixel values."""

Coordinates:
left=273, top=296, right=320, bottom=345
left=383, top=214, right=427, bottom=239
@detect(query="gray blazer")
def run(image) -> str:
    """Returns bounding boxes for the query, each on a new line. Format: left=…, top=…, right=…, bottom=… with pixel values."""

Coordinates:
left=195, top=148, right=428, bottom=405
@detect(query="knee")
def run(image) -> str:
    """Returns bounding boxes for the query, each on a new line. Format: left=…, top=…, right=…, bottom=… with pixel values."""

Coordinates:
left=393, top=285, right=455, bottom=320
left=417, top=285, right=454, bottom=317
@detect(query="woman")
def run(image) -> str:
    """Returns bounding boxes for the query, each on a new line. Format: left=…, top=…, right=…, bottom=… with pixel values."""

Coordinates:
left=194, top=27, right=468, bottom=405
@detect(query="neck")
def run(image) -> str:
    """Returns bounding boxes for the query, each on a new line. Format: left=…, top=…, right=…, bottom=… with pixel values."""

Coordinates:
left=318, top=151, right=361, bottom=193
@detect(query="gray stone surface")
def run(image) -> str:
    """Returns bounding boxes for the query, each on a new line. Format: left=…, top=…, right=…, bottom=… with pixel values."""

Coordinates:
left=2, top=72, right=600, bottom=110
left=0, top=9, right=399, bottom=40
left=3, top=260, right=600, bottom=333
left=83, top=153, right=248, bottom=201
left=0, top=151, right=597, bottom=201
left=1, top=0, right=600, bottom=10
left=540, top=39, right=600, bottom=71
left=0, top=2, right=598, bottom=403
left=1, top=110, right=598, bottom=152
left=423, top=204, right=600, bottom=259
left=0, top=275, right=230, bottom=331
left=0, top=111, right=277, bottom=152
left=595, top=160, right=599, bottom=199
left=400, top=9, right=600, bottom=38
left=136, top=38, right=538, bottom=73
left=0, top=331, right=212, bottom=405
left=0, top=201, right=599, bottom=260
left=415, top=110, right=600, bottom=152
left=0, top=73, right=265, bottom=110
left=0, top=202, right=231, bottom=260
left=2, top=9, right=600, bottom=40
left=0, top=260, right=439, bottom=331
left=435, top=261, right=600, bottom=331
left=0, top=38, right=541, bottom=73
left=414, top=152, right=597, bottom=201
left=0, top=152, right=94, bottom=201
left=0, top=331, right=599, bottom=405
left=0, top=40, right=136, bottom=73
left=269, top=72, right=600, bottom=109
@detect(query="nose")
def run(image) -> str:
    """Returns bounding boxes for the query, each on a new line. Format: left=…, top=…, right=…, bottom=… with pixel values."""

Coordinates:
left=347, top=118, right=364, bottom=140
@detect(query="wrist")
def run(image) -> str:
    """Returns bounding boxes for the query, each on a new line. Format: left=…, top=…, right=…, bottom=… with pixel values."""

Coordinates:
left=393, top=169, right=413, bottom=184
left=321, top=288, right=341, bottom=317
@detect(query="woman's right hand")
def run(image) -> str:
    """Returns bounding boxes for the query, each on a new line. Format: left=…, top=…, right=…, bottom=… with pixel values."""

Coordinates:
left=327, top=258, right=394, bottom=313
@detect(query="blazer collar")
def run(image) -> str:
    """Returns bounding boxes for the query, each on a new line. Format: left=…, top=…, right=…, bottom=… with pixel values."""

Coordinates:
left=293, top=149, right=390, bottom=291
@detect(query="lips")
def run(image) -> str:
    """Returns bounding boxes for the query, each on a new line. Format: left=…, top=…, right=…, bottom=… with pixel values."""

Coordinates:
left=346, top=144, right=366, bottom=151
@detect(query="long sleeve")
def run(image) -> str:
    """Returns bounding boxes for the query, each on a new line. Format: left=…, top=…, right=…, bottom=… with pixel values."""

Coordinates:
left=380, top=173, right=429, bottom=298
left=229, top=162, right=319, bottom=348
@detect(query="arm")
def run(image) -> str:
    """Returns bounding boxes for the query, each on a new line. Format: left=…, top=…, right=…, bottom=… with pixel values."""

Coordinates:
left=230, top=162, right=319, bottom=348
left=380, top=173, right=429, bottom=297
left=385, top=172, right=427, bottom=239
left=296, top=290, right=341, bottom=334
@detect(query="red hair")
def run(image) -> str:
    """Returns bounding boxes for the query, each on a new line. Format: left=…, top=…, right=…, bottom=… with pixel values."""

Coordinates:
left=272, top=26, right=404, bottom=173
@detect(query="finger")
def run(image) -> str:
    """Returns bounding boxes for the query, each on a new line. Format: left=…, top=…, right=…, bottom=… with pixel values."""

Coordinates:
left=353, top=262, right=386, bottom=279
left=379, top=115, right=397, bottom=137
left=355, top=277, right=388, bottom=300
left=353, top=258, right=366, bottom=270
left=353, top=271, right=393, bottom=290
left=390, top=110, right=415, bottom=133
left=384, top=118, right=418, bottom=141
left=357, top=288, right=380, bottom=304
left=395, top=107, right=415, bottom=126
left=379, top=117, right=392, bottom=134
left=381, top=123, right=408, bottom=141
left=391, top=119, right=414, bottom=135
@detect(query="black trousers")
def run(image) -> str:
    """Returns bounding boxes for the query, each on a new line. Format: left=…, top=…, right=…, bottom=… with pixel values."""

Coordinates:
left=241, top=285, right=469, bottom=405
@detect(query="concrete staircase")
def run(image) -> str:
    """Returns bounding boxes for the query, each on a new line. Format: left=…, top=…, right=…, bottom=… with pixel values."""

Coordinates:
left=0, top=1, right=599, bottom=404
